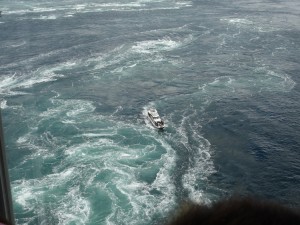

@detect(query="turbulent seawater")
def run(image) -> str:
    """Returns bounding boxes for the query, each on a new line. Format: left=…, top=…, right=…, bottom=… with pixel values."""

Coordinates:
left=0, top=0, right=300, bottom=224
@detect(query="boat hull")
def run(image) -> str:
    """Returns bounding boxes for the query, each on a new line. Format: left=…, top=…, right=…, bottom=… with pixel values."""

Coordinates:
left=148, top=116, right=164, bottom=129
left=147, top=111, right=165, bottom=129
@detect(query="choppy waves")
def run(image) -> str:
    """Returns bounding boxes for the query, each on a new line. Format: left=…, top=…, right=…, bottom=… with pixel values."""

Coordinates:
left=3, top=0, right=192, bottom=20
left=1, top=0, right=299, bottom=224
left=10, top=96, right=177, bottom=225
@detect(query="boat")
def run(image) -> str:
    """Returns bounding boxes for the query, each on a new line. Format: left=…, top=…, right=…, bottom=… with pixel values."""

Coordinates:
left=147, top=108, right=165, bottom=129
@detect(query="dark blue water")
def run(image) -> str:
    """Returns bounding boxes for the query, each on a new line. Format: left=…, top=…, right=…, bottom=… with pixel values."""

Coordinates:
left=1, top=0, right=300, bottom=224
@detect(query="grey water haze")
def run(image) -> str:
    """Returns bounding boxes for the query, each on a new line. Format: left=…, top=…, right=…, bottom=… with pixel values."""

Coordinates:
left=0, top=0, right=300, bottom=224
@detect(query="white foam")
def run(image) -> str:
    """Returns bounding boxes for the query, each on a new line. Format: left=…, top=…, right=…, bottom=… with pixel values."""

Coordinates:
left=32, top=7, right=56, bottom=13
left=87, top=35, right=190, bottom=78
left=92, top=3, right=143, bottom=8
left=171, top=108, right=215, bottom=204
left=13, top=180, right=36, bottom=209
left=4, top=0, right=191, bottom=20
left=63, top=14, right=74, bottom=18
left=110, top=105, right=123, bottom=117
left=106, top=146, right=176, bottom=224
left=24, top=70, right=63, bottom=88
left=266, top=69, right=296, bottom=90
left=0, top=47, right=77, bottom=70
left=81, top=132, right=116, bottom=140
left=252, top=67, right=296, bottom=92
left=175, top=1, right=193, bottom=7
left=151, top=139, right=176, bottom=205
left=12, top=166, right=90, bottom=224
left=182, top=135, right=214, bottom=204
left=61, top=119, right=76, bottom=124
left=67, top=2, right=144, bottom=14
left=4, top=40, right=27, bottom=48
left=5, top=9, right=31, bottom=15
left=16, top=135, right=29, bottom=144
left=0, top=99, right=7, bottom=109
left=203, top=67, right=295, bottom=97
left=227, top=18, right=254, bottom=25
left=40, top=99, right=96, bottom=121
left=64, top=114, right=176, bottom=224
left=13, top=111, right=178, bottom=225
left=56, top=187, right=90, bottom=225
left=221, top=17, right=282, bottom=33
left=66, top=102, right=96, bottom=117
left=0, top=73, right=18, bottom=90
left=0, top=68, right=64, bottom=96
left=88, top=45, right=126, bottom=71
left=34, top=14, right=57, bottom=20
left=12, top=96, right=178, bottom=224
left=64, top=138, right=113, bottom=156
left=4, top=5, right=58, bottom=16
left=132, top=38, right=181, bottom=54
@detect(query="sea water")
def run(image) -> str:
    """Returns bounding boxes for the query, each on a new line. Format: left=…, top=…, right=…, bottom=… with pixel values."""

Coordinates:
left=0, top=0, right=300, bottom=224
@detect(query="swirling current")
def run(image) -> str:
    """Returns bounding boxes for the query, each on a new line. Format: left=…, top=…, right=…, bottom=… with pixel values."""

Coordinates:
left=0, top=0, right=300, bottom=224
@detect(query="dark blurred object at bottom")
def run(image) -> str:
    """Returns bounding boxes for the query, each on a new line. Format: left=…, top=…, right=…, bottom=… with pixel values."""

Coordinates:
left=166, top=196, right=300, bottom=225
left=0, top=218, right=11, bottom=225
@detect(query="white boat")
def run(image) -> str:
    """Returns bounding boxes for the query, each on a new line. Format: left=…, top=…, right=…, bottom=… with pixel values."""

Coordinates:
left=147, top=108, right=165, bottom=129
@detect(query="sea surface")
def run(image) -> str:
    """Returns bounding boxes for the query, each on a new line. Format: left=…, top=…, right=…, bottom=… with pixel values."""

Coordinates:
left=0, top=0, right=300, bottom=224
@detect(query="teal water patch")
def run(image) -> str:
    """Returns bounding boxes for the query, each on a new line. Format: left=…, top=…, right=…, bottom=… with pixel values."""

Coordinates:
left=9, top=96, right=177, bottom=225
